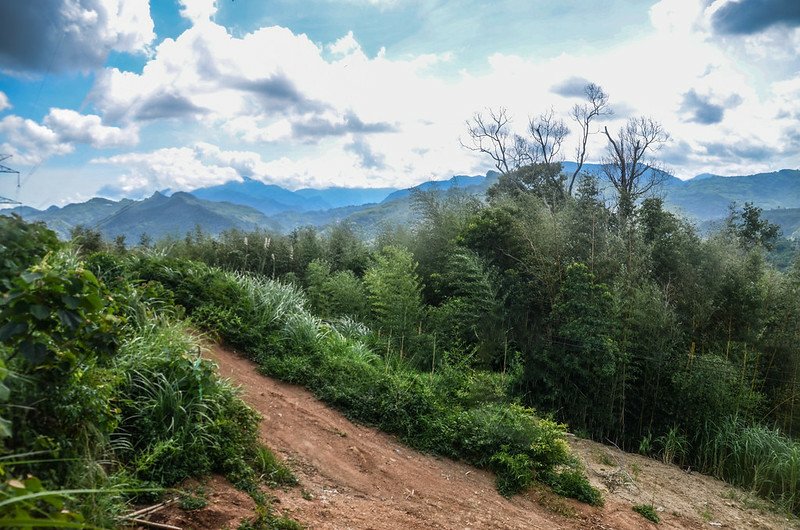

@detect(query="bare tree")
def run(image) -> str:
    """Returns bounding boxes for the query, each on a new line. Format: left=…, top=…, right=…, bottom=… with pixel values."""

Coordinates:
left=461, top=82, right=613, bottom=208
left=460, top=107, right=514, bottom=174
left=528, top=108, right=569, bottom=165
left=602, top=116, right=669, bottom=220
left=568, top=83, right=611, bottom=195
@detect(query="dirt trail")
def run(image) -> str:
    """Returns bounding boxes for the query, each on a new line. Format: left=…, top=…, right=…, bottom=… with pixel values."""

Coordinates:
left=157, top=344, right=800, bottom=529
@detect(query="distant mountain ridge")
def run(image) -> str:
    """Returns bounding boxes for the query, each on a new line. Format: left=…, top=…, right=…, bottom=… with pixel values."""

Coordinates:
left=191, top=177, right=397, bottom=215
left=8, top=191, right=277, bottom=242
left=6, top=167, right=799, bottom=240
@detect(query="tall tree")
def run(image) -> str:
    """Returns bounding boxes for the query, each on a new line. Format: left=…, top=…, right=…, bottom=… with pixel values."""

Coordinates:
left=568, top=83, right=611, bottom=195
left=602, top=117, right=669, bottom=221
left=364, top=246, right=424, bottom=355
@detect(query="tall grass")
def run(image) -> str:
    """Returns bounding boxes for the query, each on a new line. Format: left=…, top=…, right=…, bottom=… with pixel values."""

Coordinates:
left=696, top=418, right=800, bottom=512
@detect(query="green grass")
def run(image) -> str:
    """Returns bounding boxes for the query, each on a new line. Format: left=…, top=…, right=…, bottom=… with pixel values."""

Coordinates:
left=633, top=503, right=660, bottom=524
left=695, top=418, right=800, bottom=513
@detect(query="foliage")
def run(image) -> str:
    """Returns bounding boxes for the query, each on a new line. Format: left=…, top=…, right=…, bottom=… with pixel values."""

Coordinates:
left=123, top=256, right=597, bottom=501
left=0, top=214, right=60, bottom=281
left=364, top=246, right=424, bottom=355
left=633, top=503, right=660, bottom=523
left=0, top=219, right=278, bottom=527
left=545, top=468, right=603, bottom=506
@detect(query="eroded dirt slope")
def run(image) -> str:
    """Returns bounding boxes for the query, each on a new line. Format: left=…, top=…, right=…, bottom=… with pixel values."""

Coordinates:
left=170, top=344, right=800, bottom=529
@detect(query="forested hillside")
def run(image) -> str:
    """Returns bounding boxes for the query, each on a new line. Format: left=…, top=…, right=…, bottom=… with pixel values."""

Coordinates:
left=5, top=159, right=800, bottom=526
left=123, top=166, right=800, bottom=515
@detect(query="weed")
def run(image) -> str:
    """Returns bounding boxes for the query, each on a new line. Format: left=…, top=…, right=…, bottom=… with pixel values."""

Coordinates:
left=633, top=503, right=660, bottom=524
left=238, top=505, right=303, bottom=530
left=253, top=446, right=298, bottom=487
left=545, top=468, right=603, bottom=507
left=179, top=490, right=208, bottom=511
left=592, top=449, right=616, bottom=467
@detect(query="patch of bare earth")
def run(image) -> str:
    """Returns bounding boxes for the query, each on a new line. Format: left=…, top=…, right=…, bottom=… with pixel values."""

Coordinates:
left=129, top=475, right=256, bottom=529
left=150, top=343, right=800, bottom=529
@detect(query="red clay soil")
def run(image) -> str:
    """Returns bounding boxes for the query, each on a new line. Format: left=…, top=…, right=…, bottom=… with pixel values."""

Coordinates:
left=151, top=344, right=800, bottom=529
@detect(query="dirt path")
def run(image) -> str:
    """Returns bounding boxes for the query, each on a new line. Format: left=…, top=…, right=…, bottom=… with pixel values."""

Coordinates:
left=157, top=344, right=800, bottom=529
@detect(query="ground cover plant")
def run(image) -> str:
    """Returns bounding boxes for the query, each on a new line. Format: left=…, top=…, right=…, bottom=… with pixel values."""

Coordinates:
left=0, top=216, right=299, bottom=528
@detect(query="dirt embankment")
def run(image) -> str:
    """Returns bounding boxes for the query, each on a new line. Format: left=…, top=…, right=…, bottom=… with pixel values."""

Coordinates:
left=151, top=344, right=800, bottom=529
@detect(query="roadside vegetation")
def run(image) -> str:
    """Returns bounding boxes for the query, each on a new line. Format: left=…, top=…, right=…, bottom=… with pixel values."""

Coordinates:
left=83, top=163, right=800, bottom=515
left=5, top=146, right=800, bottom=525
left=0, top=215, right=297, bottom=528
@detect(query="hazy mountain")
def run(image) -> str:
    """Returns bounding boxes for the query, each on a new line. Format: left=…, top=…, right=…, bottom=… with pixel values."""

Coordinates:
left=382, top=172, right=499, bottom=203
left=271, top=172, right=500, bottom=235
left=666, top=169, right=800, bottom=220
left=295, top=186, right=397, bottom=209
left=7, top=192, right=277, bottom=242
left=762, top=208, right=800, bottom=240
left=191, top=178, right=397, bottom=215
left=7, top=167, right=799, bottom=240
left=6, top=197, right=133, bottom=238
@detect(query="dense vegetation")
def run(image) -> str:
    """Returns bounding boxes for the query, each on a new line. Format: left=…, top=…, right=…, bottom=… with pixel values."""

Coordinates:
left=6, top=151, right=800, bottom=524
left=93, top=166, right=800, bottom=514
left=0, top=215, right=298, bottom=528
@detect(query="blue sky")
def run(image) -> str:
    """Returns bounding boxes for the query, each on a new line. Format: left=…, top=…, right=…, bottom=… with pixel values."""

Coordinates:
left=0, top=0, right=799, bottom=208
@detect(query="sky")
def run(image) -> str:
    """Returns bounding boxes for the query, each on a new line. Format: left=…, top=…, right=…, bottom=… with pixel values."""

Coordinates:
left=0, top=0, right=799, bottom=209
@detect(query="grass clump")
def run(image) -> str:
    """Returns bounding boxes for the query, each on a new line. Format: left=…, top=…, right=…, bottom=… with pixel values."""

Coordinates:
left=253, top=446, right=298, bottom=487
left=179, top=489, right=208, bottom=511
left=633, top=503, right=660, bottom=523
left=0, top=221, right=277, bottom=527
left=238, top=504, right=304, bottom=530
left=545, top=468, right=603, bottom=507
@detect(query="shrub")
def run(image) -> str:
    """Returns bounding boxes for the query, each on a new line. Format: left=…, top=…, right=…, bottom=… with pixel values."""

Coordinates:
left=633, top=503, right=660, bottom=523
left=491, top=449, right=534, bottom=497
left=545, top=468, right=603, bottom=506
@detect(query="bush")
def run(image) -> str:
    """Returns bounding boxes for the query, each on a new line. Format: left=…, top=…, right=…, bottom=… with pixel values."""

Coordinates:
left=545, top=468, right=603, bottom=506
left=633, top=503, right=660, bottom=523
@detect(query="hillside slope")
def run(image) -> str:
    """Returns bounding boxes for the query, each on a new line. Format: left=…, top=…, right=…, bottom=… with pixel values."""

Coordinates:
left=194, top=343, right=798, bottom=530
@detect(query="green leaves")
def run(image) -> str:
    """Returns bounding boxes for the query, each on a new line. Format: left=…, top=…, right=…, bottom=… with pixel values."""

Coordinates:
left=364, top=246, right=423, bottom=351
left=0, top=475, right=87, bottom=527
left=0, top=253, right=118, bottom=369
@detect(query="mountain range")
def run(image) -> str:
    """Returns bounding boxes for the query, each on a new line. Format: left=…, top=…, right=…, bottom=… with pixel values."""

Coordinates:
left=5, top=167, right=800, bottom=242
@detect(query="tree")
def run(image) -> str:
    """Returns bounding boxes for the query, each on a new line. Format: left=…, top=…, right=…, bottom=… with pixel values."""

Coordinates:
left=464, top=84, right=611, bottom=207
left=461, top=107, right=518, bottom=174
left=487, top=162, right=565, bottom=209
left=113, top=234, right=127, bottom=254
left=528, top=108, right=569, bottom=165
left=567, top=83, right=611, bottom=195
left=326, top=222, right=369, bottom=274
left=69, top=225, right=103, bottom=255
left=602, top=117, right=669, bottom=220
left=526, top=263, right=620, bottom=438
left=138, top=232, right=152, bottom=249
left=364, top=246, right=424, bottom=355
left=727, top=202, right=780, bottom=251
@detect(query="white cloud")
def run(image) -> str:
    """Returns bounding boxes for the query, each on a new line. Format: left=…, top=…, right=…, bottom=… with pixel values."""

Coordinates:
left=0, top=116, right=73, bottom=164
left=329, top=31, right=361, bottom=56
left=0, top=92, right=10, bottom=112
left=78, top=0, right=800, bottom=195
left=178, top=0, right=218, bottom=23
left=44, top=108, right=138, bottom=148
left=0, top=0, right=155, bottom=74
left=0, top=109, right=138, bottom=165
left=92, top=145, right=239, bottom=194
